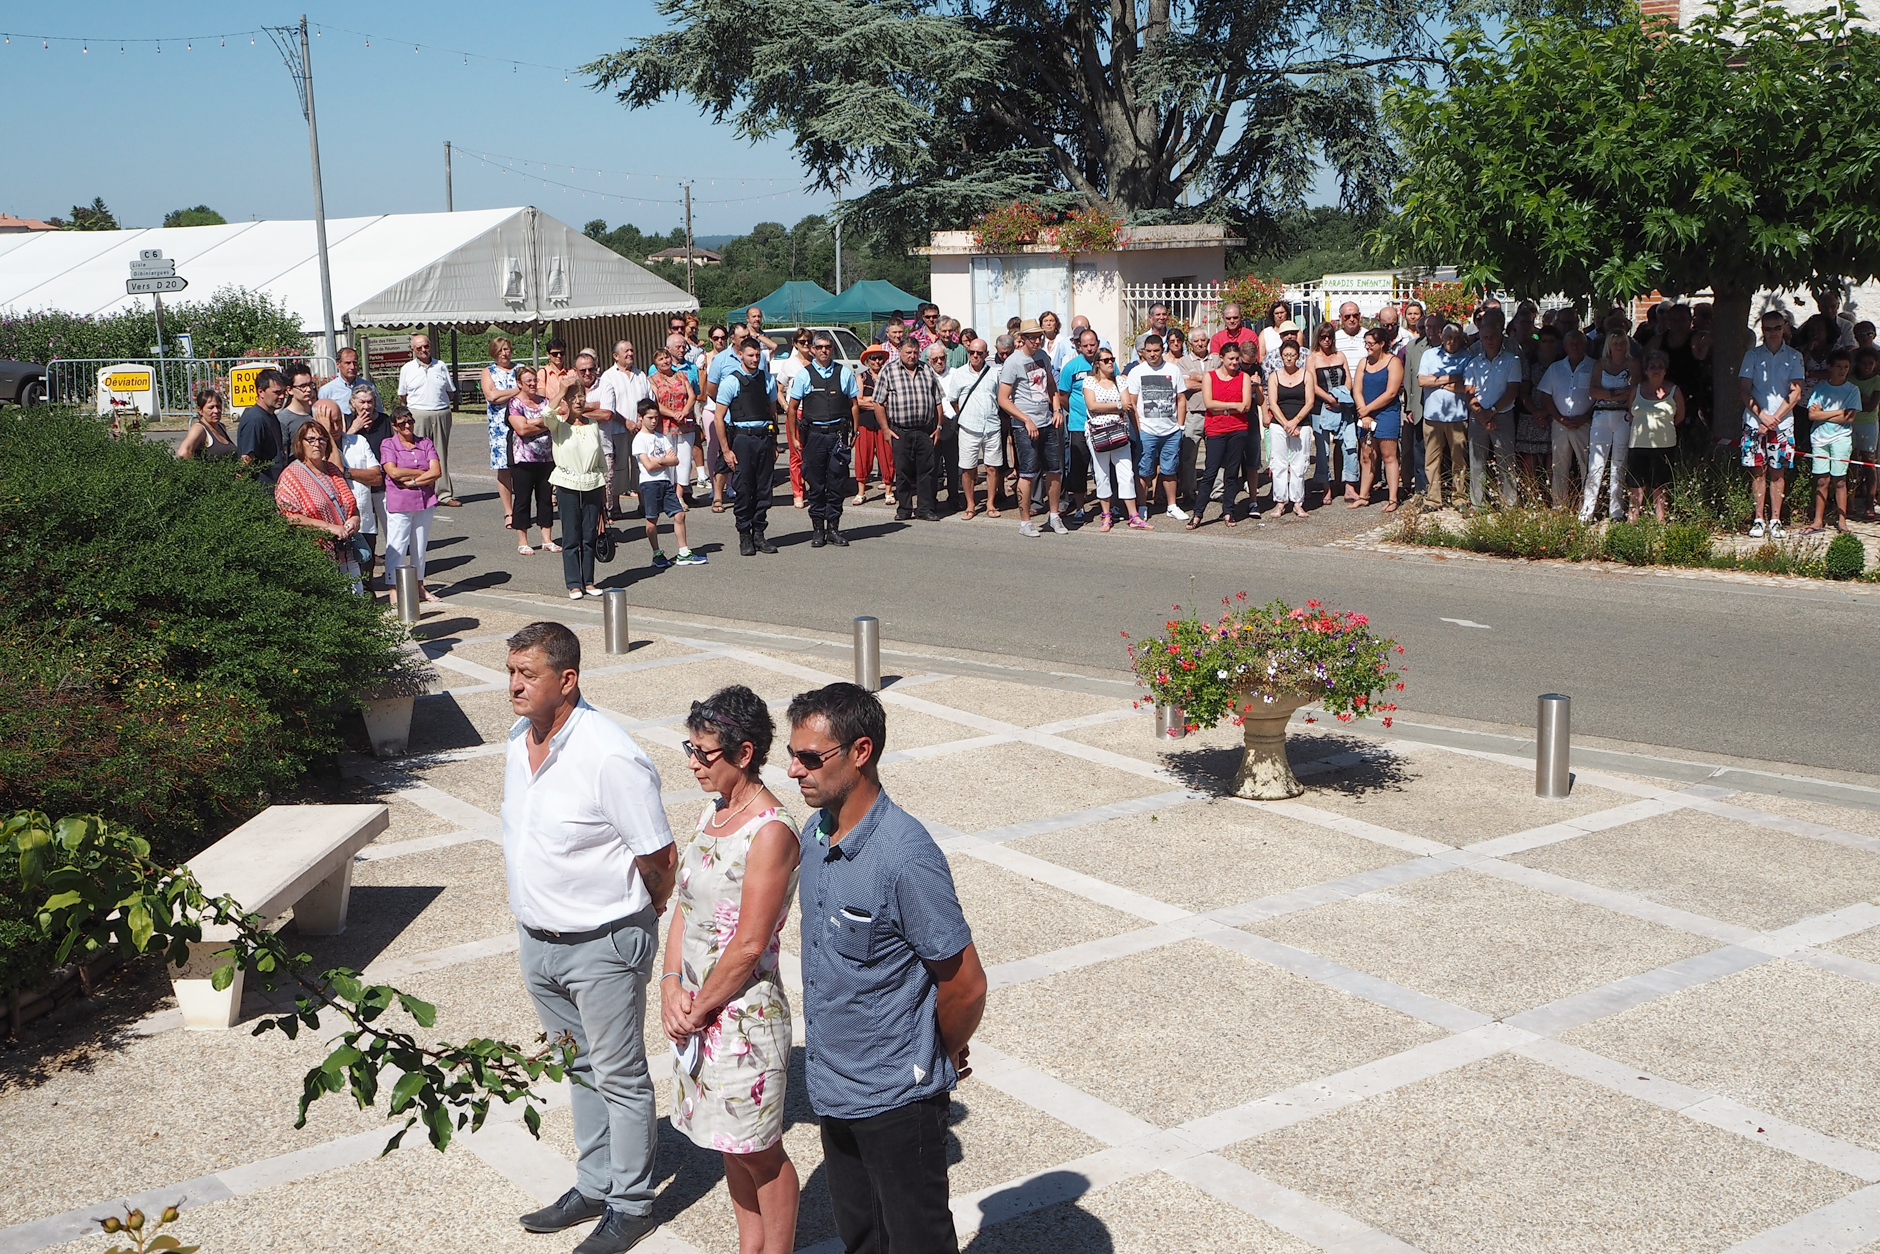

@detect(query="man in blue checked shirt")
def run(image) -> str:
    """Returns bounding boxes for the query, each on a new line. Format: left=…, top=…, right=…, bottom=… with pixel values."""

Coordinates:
left=784, top=683, right=987, bottom=1254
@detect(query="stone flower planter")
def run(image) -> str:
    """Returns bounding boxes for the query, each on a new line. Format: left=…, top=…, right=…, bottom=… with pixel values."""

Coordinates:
left=1228, top=696, right=1311, bottom=799
left=362, top=639, right=440, bottom=758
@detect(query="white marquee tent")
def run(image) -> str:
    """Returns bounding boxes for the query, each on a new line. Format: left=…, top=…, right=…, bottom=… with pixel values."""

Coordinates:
left=0, top=206, right=696, bottom=335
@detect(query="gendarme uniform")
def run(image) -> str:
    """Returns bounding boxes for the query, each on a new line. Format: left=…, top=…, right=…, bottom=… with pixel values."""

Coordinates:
left=715, top=363, right=779, bottom=552
left=790, top=360, right=860, bottom=544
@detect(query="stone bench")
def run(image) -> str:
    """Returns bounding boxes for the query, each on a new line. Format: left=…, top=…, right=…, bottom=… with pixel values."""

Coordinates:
left=172, top=804, right=390, bottom=1029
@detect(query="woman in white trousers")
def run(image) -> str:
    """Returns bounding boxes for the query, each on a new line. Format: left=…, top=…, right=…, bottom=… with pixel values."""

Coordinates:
left=1265, top=340, right=1316, bottom=516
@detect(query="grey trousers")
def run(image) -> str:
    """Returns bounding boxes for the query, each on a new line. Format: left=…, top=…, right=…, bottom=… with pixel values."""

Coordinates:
left=1469, top=415, right=1517, bottom=507
left=410, top=407, right=455, bottom=502
left=518, top=908, right=659, bottom=1215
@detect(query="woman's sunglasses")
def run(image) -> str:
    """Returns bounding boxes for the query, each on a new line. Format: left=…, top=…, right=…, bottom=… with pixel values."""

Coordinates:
left=681, top=739, right=727, bottom=765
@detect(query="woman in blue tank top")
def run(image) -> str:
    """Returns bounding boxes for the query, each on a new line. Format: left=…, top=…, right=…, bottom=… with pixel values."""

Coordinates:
left=1356, top=327, right=1406, bottom=511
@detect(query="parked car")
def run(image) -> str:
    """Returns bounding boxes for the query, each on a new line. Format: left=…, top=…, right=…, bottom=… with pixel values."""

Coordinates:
left=0, top=359, right=47, bottom=407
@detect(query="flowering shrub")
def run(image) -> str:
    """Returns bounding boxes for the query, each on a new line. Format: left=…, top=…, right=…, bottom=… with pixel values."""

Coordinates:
left=1049, top=206, right=1127, bottom=255
left=1127, top=595, right=1406, bottom=730
left=1415, top=281, right=1478, bottom=326
left=1221, top=275, right=1287, bottom=324
left=972, top=201, right=1050, bottom=252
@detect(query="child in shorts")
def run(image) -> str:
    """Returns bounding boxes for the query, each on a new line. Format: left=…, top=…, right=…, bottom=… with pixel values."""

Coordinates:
left=1804, top=349, right=1859, bottom=534
left=1851, top=345, right=1879, bottom=521
left=632, top=397, right=706, bottom=567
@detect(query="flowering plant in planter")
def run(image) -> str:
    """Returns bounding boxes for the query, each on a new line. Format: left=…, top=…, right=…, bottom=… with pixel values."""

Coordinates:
left=1049, top=206, right=1127, bottom=255
left=972, top=201, right=1050, bottom=252
left=1127, top=595, right=1406, bottom=797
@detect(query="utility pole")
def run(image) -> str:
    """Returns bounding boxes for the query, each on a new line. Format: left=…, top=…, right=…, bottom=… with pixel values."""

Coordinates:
left=266, top=16, right=338, bottom=362
left=834, top=181, right=844, bottom=294
left=682, top=183, right=695, bottom=299
left=445, top=140, right=454, bottom=211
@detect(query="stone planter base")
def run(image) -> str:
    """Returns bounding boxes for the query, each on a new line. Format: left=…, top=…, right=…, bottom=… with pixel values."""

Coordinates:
left=361, top=695, right=415, bottom=757
left=1228, top=701, right=1309, bottom=799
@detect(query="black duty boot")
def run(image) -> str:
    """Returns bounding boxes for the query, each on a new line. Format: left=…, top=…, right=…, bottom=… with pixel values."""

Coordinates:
left=739, top=530, right=756, bottom=557
left=826, top=523, right=849, bottom=547
left=755, top=529, right=778, bottom=554
left=810, top=520, right=827, bottom=548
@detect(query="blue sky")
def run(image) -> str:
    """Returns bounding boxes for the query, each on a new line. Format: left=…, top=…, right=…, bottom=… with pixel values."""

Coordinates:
left=1, top=2, right=822, bottom=237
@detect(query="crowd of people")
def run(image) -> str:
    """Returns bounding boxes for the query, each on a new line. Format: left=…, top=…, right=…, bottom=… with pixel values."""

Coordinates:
left=503, top=623, right=982, bottom=1254
left=176, top=288, right=1878, bottom=591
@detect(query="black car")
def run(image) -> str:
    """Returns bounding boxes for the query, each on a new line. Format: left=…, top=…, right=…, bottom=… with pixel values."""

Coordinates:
left=0, top=359, right=47, bottom=407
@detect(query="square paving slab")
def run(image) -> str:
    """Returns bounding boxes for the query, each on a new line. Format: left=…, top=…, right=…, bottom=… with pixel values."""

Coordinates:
left=1559, top=959, right=1880, bottom=1152
left=292, top=838, right=513, bottom=970
left=947, top=853, right=1149, bottom=969
left=1055, top=711, right=1248, bottom=771
left=907, top=675, right=1131, bottom=728
left=1248, top=867, right=1716, bottom=1019
left=1228, top=1052, right=1858, bottom=1254
left=580, top=657, right=810, bottom=721
left=960, top=1170, right=1322, bottom=1254
left=975, top=939, right=1444, bottom=1127
left=1824, top=923, right=1880, bottom=967
left=1509, top=807, right=1880, bottom=932
left=1005, top=799, right=1410, bottom=915
left=881, top=744, right=1168, bottom=834
left=1725, top=791, right=1880, bottom=842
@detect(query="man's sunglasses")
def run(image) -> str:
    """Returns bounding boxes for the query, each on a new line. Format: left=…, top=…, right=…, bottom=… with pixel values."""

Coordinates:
left=789, top=740, right=855, bottom=771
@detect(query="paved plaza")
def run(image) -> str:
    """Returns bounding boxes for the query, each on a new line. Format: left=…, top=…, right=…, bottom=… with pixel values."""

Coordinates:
left=6, top=595, right=1880, bottom=1254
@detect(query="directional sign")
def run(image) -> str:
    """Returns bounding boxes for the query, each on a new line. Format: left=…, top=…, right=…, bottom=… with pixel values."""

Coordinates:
left=139, top=248, right=164, bottom=260
left=126, top=276, right=188, bottom=294
left=129, top=258, right=176, bottom=278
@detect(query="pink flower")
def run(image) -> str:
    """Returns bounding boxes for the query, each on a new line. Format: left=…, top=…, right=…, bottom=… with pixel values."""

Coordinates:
left=713, top=899, right=741, bottom=944
left=750, top=1073, right=767, bottom=1105
left=712, top=1133, right=759, bottom=1154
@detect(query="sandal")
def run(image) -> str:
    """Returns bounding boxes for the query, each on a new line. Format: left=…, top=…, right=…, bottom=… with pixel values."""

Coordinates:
left=1100, top=514, right=1113, bottom=533
left=518, top=543, right=534, bottom=555
left=543, top=541, right=562, bottom=552
left=1185, top=516, right=1200, bottom=531
left=1128, top=515, right=1152, bottom=530
left=711, top=501, right=726, bottom=513
left=852, top=494, right=867, bottom=506
left=1381, top=501, right=1399, bottom=514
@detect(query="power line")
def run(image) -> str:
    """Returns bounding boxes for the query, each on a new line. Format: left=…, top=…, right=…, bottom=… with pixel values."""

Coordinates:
left=0, top=23, right=582, bottom=76
left=457, top=146, right=809, bottom=210
left=451, top=144, right=787, bottom=188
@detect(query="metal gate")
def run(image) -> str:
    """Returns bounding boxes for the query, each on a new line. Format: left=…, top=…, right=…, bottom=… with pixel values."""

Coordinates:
left=44, top=355, right=336, bottom=416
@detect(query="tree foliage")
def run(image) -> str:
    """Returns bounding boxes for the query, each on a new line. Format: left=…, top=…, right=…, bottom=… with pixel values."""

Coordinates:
left=583, top=0, right=1452, bottom=238
left=1380, top=0, right=1880, bottom=424
left=0, top=285, right=309, bottom=364
left=163, top=205, right=227, bottom=228
left=60, top=197, right=119, bottom=231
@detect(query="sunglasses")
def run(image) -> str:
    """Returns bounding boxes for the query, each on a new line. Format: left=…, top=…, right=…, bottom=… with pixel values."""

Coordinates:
left=711, top=333, right=727, bottom=341
left=1099, top=355, right=1116, bottom=363
left=789, top=740, right=855, bottom=771
left=548, top=349, right=564, bottom=355
left=681, top=739, right=727, bottom=765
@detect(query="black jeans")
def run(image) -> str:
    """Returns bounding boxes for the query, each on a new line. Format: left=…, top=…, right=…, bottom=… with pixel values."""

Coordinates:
left=935, top=417, right=960, bottom=510
left=1197, top=428, right=1250, bottom=521
left=510, top=461, right=554, bottom=532
left=730, top=427, right=777, bottom=534
left=1064, top=427, right=1091, bottom=505
left=891, top=423, right=938, bottom=516
left=821, top=1094, right=957, bottom=1254
left=556, top=486, right=604, bottom=589
left=802, top=426, right=850, bottom=523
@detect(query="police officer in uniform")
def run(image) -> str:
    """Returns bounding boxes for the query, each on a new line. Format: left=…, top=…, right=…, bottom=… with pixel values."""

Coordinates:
left=786, top=331, right=861, bottom=547
left=710, top=338, right=780, bottom=555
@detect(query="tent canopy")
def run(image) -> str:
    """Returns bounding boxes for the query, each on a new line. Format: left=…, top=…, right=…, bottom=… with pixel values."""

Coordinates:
left=802, top=279, right=927, bottom=323
left=0, top=207, right=696, bottom=334
left=748, top=280, right=834, bottom=324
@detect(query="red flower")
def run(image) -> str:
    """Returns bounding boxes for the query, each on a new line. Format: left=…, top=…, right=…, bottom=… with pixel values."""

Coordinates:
left=1382, top=717, right=1393, bottom=728
left=1237, top=591, right=1248, bottom=601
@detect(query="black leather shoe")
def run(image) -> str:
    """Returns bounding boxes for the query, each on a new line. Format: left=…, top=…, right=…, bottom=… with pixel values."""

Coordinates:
left=894, top=512, right=914, bottom=521
left=810, top=520, right=827, bottom=548
left=826, top=525, right=849, bottom=547
left=755, top=530, right=779, bottom=554
left=915, top=510, right=940, bottom=522
left=520, top=1187, right=607, bottom=1233
left=572, top=1207, right=659, bottom=1254
left=738, top=531, right=756, bottom=557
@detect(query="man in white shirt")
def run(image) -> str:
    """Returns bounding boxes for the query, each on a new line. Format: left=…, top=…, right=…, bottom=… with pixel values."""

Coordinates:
left=397, top=333, right=460, bottom=506
left=1124, top=334, right=1190, bottom=520
left=1739, top=309, right=1808, bottom=537
left=946, top=338, right=1003, bottom=519
left=1334, top=302, right=1368, bottom=380
left=595, top=340, right=652, bottom=521
left=319, top=347, right=378, bottom=418
left=1537, top=330, right=1596, bottom=508
left=1053, top=314, right=1112, bottom=372
left=502, top=621, right=676, bottom=1254
left=1463, top=310, right=1523, bottom=508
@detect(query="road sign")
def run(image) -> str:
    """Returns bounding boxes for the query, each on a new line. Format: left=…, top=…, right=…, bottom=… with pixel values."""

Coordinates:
left=230, top=362, right=280, bottom=409
left=139, top=248, right=164, bottom=260
left=129, top=258, right=176, bottom=278
left=365, top=335, right=410, bottom=378
left=97, top=364, right=156, bottom=418
left=126, top=276, right=188, bottom=294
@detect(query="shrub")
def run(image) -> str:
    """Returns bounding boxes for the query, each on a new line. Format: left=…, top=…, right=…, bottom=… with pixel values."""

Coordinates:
left=1221, top=275, right=1287, bottom=323
left=972, top=201, right=1050, bottom=252
left=1667, top=454, right=1753, bottom=532
left=1050, top=206, right=1127, bottom=255
left=1416, top=280, right=1478, bottom=326
left=1826, top=531, right=1867, bottom=580
left=1661, top=522, right=1713, bottom=566
left=1600, top=519, right=1659, bottom=565
left=0, top=410, right=405, bottom=856
left=0, top=285, right=309, bottom=364
left=1460, top=506, right=1597, bottom=559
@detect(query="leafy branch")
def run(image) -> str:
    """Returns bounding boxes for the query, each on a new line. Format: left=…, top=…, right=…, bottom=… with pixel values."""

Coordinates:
left=4, top=811, right=577, bottom=1153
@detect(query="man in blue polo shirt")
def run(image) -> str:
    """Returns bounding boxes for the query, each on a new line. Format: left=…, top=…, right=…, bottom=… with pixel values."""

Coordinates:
left=787, top=331, right=861, bottom=547
left=709, top=338, right=781, bottom=556
left=785, top=683, right=987, bottom=1254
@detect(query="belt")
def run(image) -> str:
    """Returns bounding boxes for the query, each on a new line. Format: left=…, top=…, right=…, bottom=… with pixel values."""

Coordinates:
left=889, top=419, right=936, bottom=431
left=730, top=420, right=774, bottom=429
left=523, top=911, right=641, bottom=944
left=806, top=420, right=848, bottom=430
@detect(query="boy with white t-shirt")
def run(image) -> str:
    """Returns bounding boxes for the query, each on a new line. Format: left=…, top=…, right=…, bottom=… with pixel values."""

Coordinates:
left=631, top=398, right=706, bottom=568
left=1124, top=334, right=1191, bottom=519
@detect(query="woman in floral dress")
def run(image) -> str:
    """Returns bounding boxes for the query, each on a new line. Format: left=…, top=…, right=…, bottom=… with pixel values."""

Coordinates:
left=660, top=685, right=802, bottom=1253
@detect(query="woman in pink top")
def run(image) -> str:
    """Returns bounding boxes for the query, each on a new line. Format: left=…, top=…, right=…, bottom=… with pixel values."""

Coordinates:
left=379, top=404, right=443, bottom=602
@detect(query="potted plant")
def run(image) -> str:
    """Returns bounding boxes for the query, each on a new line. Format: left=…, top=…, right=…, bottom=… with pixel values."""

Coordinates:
left=1128, top=595, right=1406, bottom=798
left=360, top=638, right=438, bottom=757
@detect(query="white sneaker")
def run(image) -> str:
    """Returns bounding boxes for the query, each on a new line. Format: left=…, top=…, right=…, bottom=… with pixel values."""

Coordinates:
left=1019, top=520, right=1041, bottom=537
left=1768, top=521, right=1786, bottom=539
left=1047, top=512, right=1068, bottom=535
left=1749, top=518, right=1766, bottom=538
left=1166, top=504, right=1190, bottom=521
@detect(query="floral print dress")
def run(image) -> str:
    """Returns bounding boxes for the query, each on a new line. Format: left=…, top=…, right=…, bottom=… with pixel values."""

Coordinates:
left=670, top=804, right=798, bottom=1154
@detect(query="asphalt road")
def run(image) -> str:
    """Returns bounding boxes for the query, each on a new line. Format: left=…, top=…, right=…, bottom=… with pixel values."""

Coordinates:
left=189, top=421, right=1874, bottom=775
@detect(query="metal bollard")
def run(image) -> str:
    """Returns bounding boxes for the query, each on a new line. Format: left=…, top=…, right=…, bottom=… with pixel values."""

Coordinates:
left=853, top=616, right=881, bottom=692
left=395, top=566, right=420, bottom=626
left=1155, top=703, right=1187, bottom=740
left=603, top=589, right=630, bottom=654
left=1536, top=693, right=1571, bottom=798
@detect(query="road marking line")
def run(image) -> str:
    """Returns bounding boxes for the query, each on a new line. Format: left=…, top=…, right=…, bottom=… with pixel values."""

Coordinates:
left=1438, top=617, right=1492, bottom=629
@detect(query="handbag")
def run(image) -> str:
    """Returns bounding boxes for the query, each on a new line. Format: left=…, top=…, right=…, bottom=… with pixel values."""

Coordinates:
left=595, top=527, right=617, bottom=564
left=1087, top=413, right=1132, bottom=452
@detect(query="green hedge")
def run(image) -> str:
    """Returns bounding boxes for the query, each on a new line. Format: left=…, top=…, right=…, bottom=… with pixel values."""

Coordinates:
left=0, top=285, right=309, bottom=364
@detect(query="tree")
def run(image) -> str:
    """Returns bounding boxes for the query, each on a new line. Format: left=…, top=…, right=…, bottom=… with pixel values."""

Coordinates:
left=583, top=0, right=1452, bottom=238
left=64, top=197, right=118, bottom=231
left=163, top=205, right=227, bottom=228
left=1380, top=0, right=1880, bottom=436
left=1231, top=207, right=1388, bottom=283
